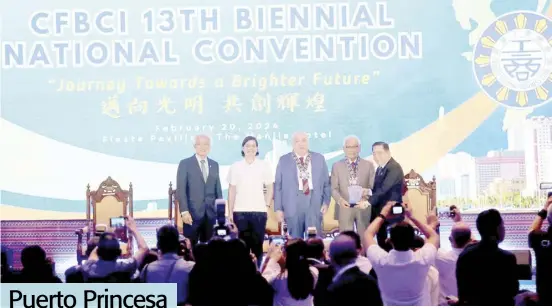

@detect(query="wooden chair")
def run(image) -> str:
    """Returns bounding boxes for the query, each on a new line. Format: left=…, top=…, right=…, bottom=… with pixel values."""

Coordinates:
left=403, top=169, right=437, bottom=225
left=322, top=198, right=340, bottom=238
left=76, top=177, right=134, bottom=265
left=168, top=182, right=183, bottom=234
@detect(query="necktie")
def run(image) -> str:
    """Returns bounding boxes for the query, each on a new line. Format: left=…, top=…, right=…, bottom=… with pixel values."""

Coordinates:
left=376, top=166, right=383, bottom=176
left=299, top=157, right=310, bottom=195
left=200, top=160, right=208, bottom=182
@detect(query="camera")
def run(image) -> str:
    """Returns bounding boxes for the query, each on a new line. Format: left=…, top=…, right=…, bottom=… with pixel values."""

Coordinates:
left=307, top=227, right=317, bottom=238
left=213, top=199, right=231, bottom=238
left=282, top=222, right=288, bottom=235
left=392, top=203, right=404, bottom=215
left=449, top=205, right=457, bottom=218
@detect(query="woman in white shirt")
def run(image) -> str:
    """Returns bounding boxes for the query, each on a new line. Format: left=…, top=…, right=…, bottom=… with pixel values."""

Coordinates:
left=262, top=239, right=319, bottom=306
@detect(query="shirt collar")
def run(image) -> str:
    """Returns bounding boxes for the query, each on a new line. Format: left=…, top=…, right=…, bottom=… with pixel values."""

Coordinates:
left=196, top=154, right=207, bottom=162
left=389, top=249, right=414, bottom=262
left=160, top=253, right=180, bottom=260
left=332, top=263, right=357, bottom=282
left=347, top=157, right=359, bottom=164
left=452, top=248, right=464, bottom=255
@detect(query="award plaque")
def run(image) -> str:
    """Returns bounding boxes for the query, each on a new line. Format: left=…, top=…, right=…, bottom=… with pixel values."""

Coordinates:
left=348, top=185, right=363, bottom=206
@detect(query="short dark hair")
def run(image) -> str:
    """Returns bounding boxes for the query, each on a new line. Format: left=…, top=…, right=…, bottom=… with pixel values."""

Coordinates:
left=21, top=245, right=46, bottom=269
left=389, top=222, right=415, bottom=251
left=476, top=209, right=503, bottom=239
left=340, top=230, right=362, bottom=250
left=372, top=141, right=390, bottom=151
left=157, top=225, right=180, bottom=254
left=97, top=232, right=122, bottom=261
left=451, top=228, right=472, bottom=248
left=305, top=237, right=325, bottom=260
left=241, top=136, right=259, bottom=157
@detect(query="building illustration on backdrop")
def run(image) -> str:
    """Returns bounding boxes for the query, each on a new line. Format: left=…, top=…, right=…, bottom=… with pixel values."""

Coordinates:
left=428, top=114, right=552, bottom=207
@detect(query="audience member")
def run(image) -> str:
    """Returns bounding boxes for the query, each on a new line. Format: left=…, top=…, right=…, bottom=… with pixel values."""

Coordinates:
left=15, top=245, right=61, bottom=283
left=262, top=239, right=318, bottom=306
left=324, top=234, right=382, bottom=306
left=340, top=230, right=373, bottom=274
left=65, top=236, right=100, bottom=283
left=434, top=209, right=472, bottom=305
left=140, top=225, right=194, bottom=305
left=306, top=237, right=334, bottom=306
left=364, top=201, right=439, bottom=306
left=1, top=251, right=14, bottom=282
left=456, top=209, right=519, bottom=306
left=528, top=193, right=552, bottom=305
left=81, top=216, right=149, bottom=282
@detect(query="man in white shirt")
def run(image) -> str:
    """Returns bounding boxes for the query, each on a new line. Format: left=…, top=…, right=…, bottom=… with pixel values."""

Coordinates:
left=227, top=136, right=273, bottom=267
left=435, top=210, right=472, bottom=305
left=363, top=202, right=439, bottom=306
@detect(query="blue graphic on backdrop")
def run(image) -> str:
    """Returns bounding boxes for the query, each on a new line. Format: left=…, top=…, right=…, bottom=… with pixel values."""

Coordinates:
left=473, top=11, right=552, bottom=109
left=1, top=0, right=551, bottom=168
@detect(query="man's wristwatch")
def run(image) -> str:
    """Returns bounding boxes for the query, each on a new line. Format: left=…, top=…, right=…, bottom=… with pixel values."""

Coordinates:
left=377, top=214, right=386, bottom=221
left=538, top=209, right=548, bottom=219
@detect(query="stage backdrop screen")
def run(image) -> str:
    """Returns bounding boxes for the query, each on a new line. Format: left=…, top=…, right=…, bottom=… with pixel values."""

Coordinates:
left=1, top=0, right=551, bottom=219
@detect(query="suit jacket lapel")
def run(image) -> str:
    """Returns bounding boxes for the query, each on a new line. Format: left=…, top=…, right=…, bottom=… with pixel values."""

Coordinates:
left=310, top=152, right=319, bottom=187
left=289, top=153, right=299, bottom=187
left=191, top=155, right=206, bottom=183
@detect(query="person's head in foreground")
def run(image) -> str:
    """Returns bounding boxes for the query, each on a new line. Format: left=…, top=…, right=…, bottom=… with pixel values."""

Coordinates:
left=476, top=209, right=505, bottom=243
left=388, top=221, right=416, bottom=251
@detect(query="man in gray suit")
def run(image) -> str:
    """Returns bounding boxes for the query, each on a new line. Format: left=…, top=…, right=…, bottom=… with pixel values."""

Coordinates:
left=331, top=135, right=375, bottom=241
left=177, top=135, right=223, bottom=244
left=274, top=132, right=331, bottom=238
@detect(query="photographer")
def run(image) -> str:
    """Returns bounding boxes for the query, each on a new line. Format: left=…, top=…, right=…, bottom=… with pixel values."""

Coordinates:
left=140, top=225, right=194, bottom=305
left=363, top=201, right=439, bottom=306
left=528, top=192, right=552, bottom=305
left=262, top=239, right=318, bottom=305
left=82, top=216, right=148, bottom=282
left=433, top=207, right=473, bottom=305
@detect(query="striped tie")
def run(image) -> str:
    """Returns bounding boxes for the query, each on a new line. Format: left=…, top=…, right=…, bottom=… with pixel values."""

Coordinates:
left=300, top=157, right=310, bottom=195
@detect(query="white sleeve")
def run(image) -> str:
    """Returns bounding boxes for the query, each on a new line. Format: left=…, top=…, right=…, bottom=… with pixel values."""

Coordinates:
left=419, top=243, right=438, bottom=265
left=366, top=244, right=388, bottom=267
left=227, top=164, right=238, bottom=186
left=264, top=161, right=274, bottom=184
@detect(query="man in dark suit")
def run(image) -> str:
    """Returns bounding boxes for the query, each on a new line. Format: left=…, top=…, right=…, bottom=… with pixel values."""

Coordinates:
left=365, top=141, right=404, bottom=247
left=324, top=233, right=382, bottom=306
left=176, top=135, right=223, bottom=244
left=456, top=209, right=519, bottom=306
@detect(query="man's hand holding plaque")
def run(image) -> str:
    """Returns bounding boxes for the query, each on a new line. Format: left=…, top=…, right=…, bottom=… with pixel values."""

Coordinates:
left=348, top=185, right=364, bottom=207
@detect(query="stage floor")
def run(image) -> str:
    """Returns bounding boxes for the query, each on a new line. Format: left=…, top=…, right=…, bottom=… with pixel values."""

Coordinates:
left=1, top=211, right=547, bottom=281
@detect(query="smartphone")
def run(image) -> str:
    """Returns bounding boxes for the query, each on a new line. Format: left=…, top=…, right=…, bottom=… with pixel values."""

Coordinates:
left=392, top=204, right=403, bottom=215
left=282, top=222, right=288, bottom=235
left=110, top=216, right=128, bottom=243
left=270, top=237, right=285, bottom=246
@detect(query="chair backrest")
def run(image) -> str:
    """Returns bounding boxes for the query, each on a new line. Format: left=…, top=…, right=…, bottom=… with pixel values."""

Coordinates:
left=86, top=177, right=133, bottom=232
left=403, top=170, right=437, bottom=224
left=168, top=183, right=183, bottom=234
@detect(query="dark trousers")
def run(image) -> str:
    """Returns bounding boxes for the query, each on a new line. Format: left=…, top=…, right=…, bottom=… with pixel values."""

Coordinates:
left=233, top=211, right=267, bottom=267
left=184, top=213, right=215, bottom=244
